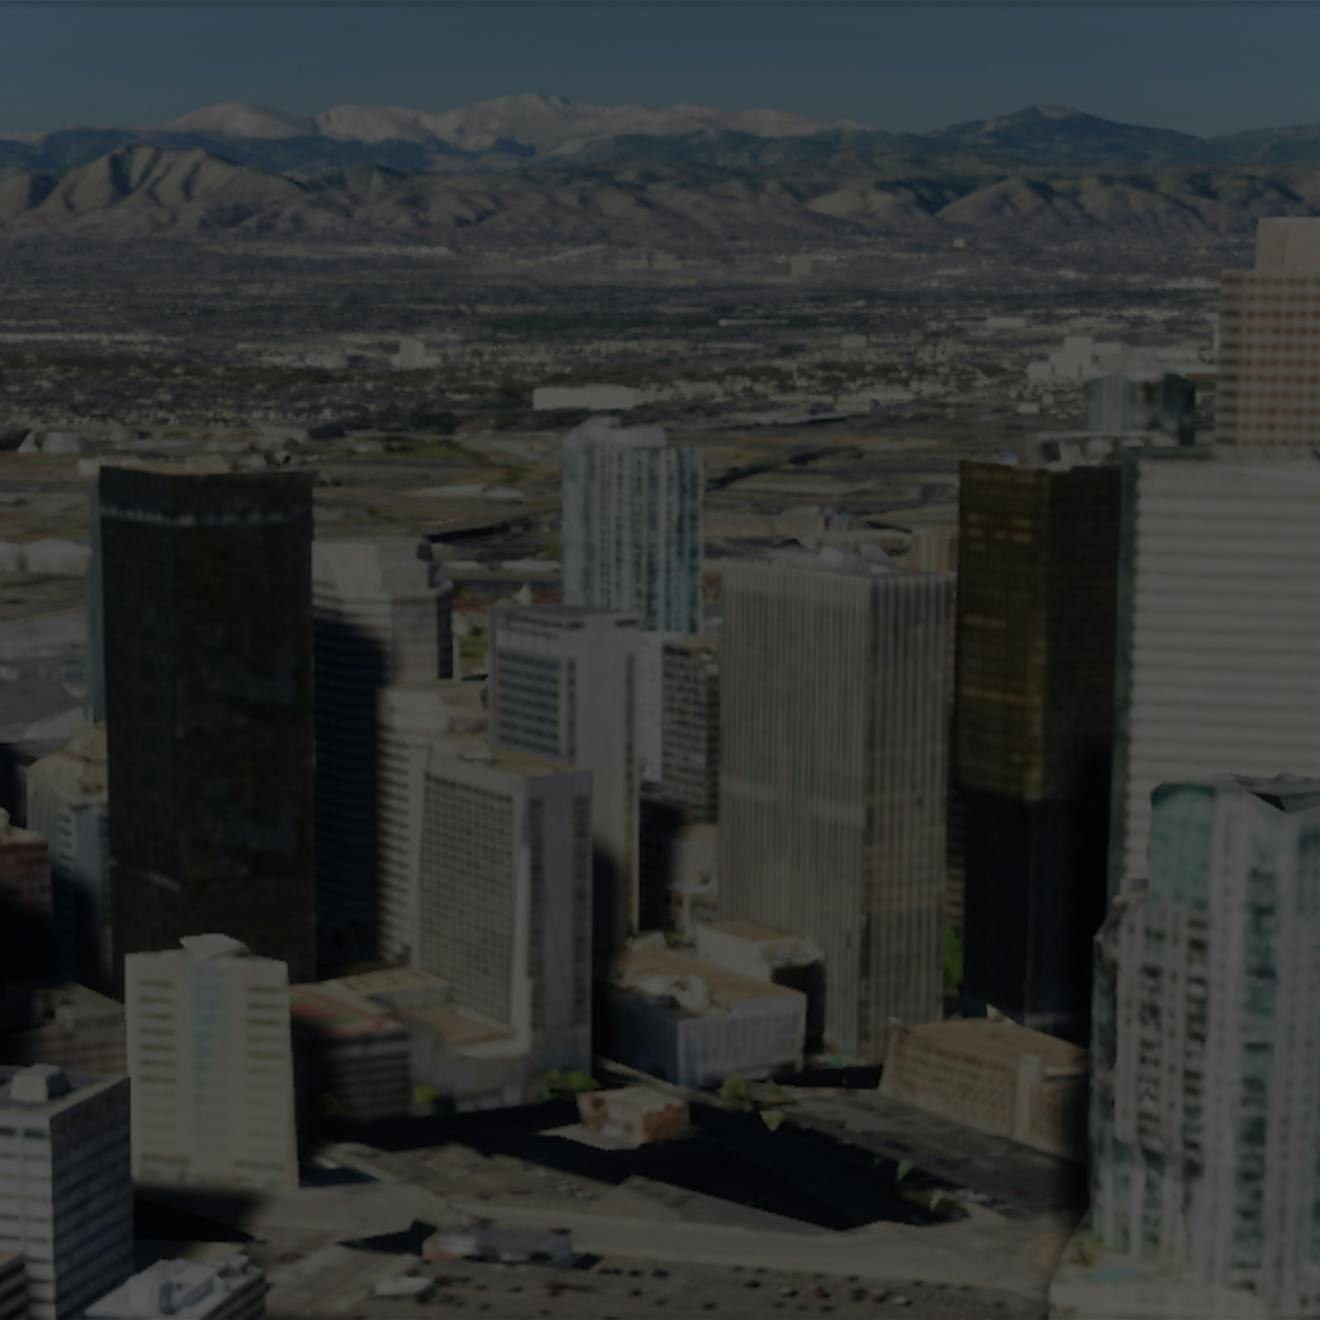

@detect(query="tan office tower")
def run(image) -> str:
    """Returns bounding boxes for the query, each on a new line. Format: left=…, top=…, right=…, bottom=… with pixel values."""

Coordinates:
left=487, top=606, right=639, bottom=958
left=1110, top=448, right=1320, bottom=894
left=417, top=742, right=593, bottom=1076
left=718, top=550, right=952, bottom=1061
left=1218, top=218, right=1320, bottom=445
left=125, top=935, right=297, bottom=1192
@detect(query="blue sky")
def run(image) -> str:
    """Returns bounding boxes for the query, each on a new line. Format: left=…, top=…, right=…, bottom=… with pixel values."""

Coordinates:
left=2, top=2, right=1316, bottom=138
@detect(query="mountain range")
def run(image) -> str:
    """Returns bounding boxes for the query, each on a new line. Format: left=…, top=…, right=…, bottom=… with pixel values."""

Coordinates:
left=6, top=97, right=1320, bottom=242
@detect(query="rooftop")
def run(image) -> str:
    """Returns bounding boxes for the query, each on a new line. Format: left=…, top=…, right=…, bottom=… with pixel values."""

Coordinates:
left=564, top=414, right=667, bottom=450
left=890, top=1019, right=1087, bottom=1075
left=0, top=1062, right=125, bottom=1116
left=289, top=980, right=408, bottom=1041
left=612, top=945, right=805, bottom=1012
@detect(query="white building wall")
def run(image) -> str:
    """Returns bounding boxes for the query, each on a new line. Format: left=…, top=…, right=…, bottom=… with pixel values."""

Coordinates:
left=718, top=555, right=949, bottom=1060
left=125, top=938, right=297, bottom=1192
left=1110, top=453, right=1320, bottom=893
left=488, top=607, right=639, bottom=954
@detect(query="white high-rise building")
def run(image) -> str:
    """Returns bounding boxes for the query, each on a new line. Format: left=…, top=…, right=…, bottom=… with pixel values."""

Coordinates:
left=561, top=415, right=704, bottom=634
left=1091, top=776, right=1320, bottom=1313
left=0, top=1063, right=133, bottom=1320
left=1218, top=218, right=1320, bottom=446
left=25, top=725, right=110, bottom=990
left=312, top=539, right=453, bottom=967
left=1109, top=449, right=1320, bottom=894
left=718, top=550, right=952, bottom=1061
left=487, top=605, right=639, bottom=956
left=417, top=741, right=593, bottom=1073
left=376, top=682, right=486, bottom=964
left=124, top=935, right=297, bottom=1192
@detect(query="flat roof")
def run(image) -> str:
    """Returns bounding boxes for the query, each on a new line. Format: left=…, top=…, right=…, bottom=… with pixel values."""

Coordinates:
left=613, top=946, right=804, bottom=1010
left=893, top=1019, right=1086, bottom=1072
left=0, top=1063, right=126, bottom=1118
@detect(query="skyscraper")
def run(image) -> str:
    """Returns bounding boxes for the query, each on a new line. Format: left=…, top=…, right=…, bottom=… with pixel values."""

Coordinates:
left=0, top=1063, right=133, bottom=1320
left=955, top=460, right=1121, bottom=1039
left=487, top=605, right=639, bottom=957
left=561, top=416, right=704, bottom=634
left=718, top=550, right=951, bottom=1061
left=1218, top=217, right=1320, bottom=446
left=125, top=934, right=298, bottom=1191
left=0, top=810, right=54, bottom=986
left=1109, top=449, right=1320, bottom=895
left=25, top=726, right=110, bottom=990
left=311, top=539, right=453, bottom=968
left=417, top=741, right=593, bottom=1076
left=100, top=468, right=315, bottom=985
left=1090, top=776, right=1320, bottom=1313
left=659, top=635, right=720, bottom=823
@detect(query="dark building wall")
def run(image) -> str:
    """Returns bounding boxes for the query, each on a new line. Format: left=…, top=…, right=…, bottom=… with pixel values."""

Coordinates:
left=101, top=469, right=315, bottom=985
left=955, top=462, right=1121, bottom=1038
left=960, top=787, right=1109, bottom=1039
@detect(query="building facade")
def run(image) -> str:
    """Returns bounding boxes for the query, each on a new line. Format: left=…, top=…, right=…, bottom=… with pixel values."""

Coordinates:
left=100, top=468, right=315, bottom=985
left=124, top=934, right=298, bottom=1192
left=561, top=416, right=704, bottom=634
left=0, top=1064, right=133, bottom=1320
left=1109, top=449, right=1320, bottom=895
left=24, top=726, right=110, bottom=990
left=416, top=741, right=593, bottom=1077
left=1218, top=218, right=1320, bottom=447
left=956, top=460, right=1122, bottom=1039
left=1090, top=776, right=1320, bottom=1312
left=659, top=636, right=720, bottom=823
left=487, top=605, right=639, bottom=957
left=718, top=551, right=951, bottom=1060
left=311, top=540, right=454, bottom=969
left=0, top=810, right=54, bottom=985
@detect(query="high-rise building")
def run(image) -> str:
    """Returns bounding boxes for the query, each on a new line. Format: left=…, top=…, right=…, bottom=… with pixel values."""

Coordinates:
left=1090, top=775, right=1320, bottom=1313
left=85, top=486, right=105, bottom=724
left=1109, top=449, right=1320, bottom=895
left=311, top=540, right=454, bottom=968
left=561, top=416, right=704, bottom=634
left=1086, top=366, right=1195, bottom=445
left=1218, top=217, right=1320, bottom=446
left=0, top=1063, right=133, bottom=1320
left=0, top=810, right=54, bottom=986
left=416, top=741, right=593, bottom=1076
left=25, top=726, right=110, bottom=989
left=659, top=636, right=720, bottom=823
left=374, top=682, right=485, bottom=967
left=487, top=605, right=639, bottom=956
left=100, top=468, right=315, bottom=985
left=955, top=460, right=1121, bottom=1039
left=718, top=549, right=951, bottom=1061
left=124, top=934, right=298, bottom=1191
left=0, top=1254, right=24, bottom=1320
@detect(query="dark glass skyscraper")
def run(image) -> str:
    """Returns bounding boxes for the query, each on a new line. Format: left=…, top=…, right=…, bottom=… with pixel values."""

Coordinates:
left=955, top=460, right=1121, bottom=1042
left=101, top=467, right=315, bottom=986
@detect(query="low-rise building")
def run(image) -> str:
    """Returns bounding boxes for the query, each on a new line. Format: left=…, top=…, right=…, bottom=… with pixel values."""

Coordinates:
left=0, top=982, right=126, bottom=1075
left=289, top=979, right=412, bottom=1122
left=85, top=1252, right=266, bottom=1320
left=880, top=1019, right=1087, bottom=1162
left=599, top=943, right=806, bottom=1087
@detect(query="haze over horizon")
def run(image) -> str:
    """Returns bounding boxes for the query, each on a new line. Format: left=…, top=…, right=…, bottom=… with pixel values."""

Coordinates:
left=4, top=0, right=1320, bottom=139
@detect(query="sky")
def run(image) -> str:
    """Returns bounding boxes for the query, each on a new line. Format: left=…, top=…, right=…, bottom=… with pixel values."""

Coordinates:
left=3, top=1, right=1320, bottom=139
